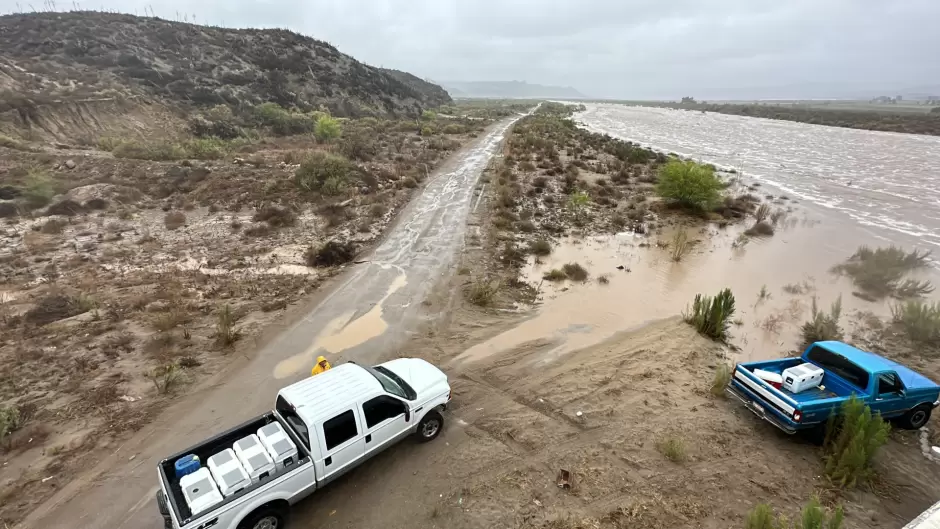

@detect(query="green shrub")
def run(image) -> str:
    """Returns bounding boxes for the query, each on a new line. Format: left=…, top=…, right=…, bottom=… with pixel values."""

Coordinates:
left=656, top=160, right=723, bottom=210
left=421, top=109, right=437, bottom=121
left=684, top=288, right=736, bottom=341
left=746, top=497, right=843, bottom=529
left=831, top=245, right=932, bottom=298
left=824, top=396, right=890, bottom=488
left=891, top=300, right=940, bottom=344
left=253, top=103, right=317, bottom=136
left=442, top=123, right=466, bottom=134
left=0, top=133, right=29, bottom=151
left=0, top=405, right=22, bottom=446
left=420, top=125, right=434, bottom=136
left=321, top=176, right=347, bottom=197
left=113, top=140, right=186, bottom=161
left=670, top=230, right=690, bottom=261
left=22, top=168, right=57, bottom=210
left=294, top=151, right=354, bottom=192
left=183, top=137, right=227, bottom=160
left=800, top=296, right=843, bottom=347
left=314, top=115, right=342, bottom=142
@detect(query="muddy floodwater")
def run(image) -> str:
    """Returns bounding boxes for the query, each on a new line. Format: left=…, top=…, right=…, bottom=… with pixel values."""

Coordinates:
left=462, top=105, right=940, bottom=365
left=578, top=104, right=940, bottom=251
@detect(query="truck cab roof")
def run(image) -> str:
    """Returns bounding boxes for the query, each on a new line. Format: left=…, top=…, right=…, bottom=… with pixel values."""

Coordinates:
left=814, top=341, right=938, bottom=390
left=277, top=363, right=383, bottom=427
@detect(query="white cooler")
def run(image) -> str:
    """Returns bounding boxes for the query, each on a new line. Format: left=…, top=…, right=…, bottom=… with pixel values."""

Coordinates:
left=179, top=467, right=223, bottom=516
left=207, top=449, right=251, bottom=497
left=782, top=363, right=825, bottom=394
left=234, top=434, right=276, bottom=483
left=258, top=422, right=299, bottom=470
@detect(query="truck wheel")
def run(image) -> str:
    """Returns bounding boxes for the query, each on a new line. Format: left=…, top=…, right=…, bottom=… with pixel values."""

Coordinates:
left=416, top=410, right=443, bottom=442
left=238, top=506, right=288, bottom=529
left=156, top=491, right=172, bottom=529
left=900, top=405, right=932, bottom=430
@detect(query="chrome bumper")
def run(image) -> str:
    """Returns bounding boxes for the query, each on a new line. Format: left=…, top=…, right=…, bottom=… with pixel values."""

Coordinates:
left=726, top=383, right=798, bottom=435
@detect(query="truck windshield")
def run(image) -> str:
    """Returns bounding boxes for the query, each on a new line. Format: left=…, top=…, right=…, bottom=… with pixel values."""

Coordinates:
left=806, top=346, right=870, bottom=390
left=364, top=365, right=417, bottom=400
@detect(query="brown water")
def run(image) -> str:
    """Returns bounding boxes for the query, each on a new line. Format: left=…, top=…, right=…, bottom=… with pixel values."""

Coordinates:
left=460, top=106, right=940, bottom=365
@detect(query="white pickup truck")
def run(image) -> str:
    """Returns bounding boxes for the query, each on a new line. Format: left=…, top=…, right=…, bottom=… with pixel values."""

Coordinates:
left=156, top=359, right=451, bottom=529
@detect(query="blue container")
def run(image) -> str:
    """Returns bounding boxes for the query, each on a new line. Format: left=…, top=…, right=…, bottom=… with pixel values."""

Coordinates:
left=174, top=454, right=200, bottom=479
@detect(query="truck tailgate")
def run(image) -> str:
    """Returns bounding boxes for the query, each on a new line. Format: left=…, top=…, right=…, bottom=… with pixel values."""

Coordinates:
left=729, top=365, right=800, bottom=432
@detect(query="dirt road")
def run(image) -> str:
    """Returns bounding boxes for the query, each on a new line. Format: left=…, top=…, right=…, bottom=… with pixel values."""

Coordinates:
left=20, top=115, right=522, bottom=529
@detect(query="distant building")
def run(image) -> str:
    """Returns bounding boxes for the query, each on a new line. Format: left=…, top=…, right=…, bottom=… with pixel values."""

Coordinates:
left=871, top=95, right=894, bottom=104
left=896, top=95, right=903, bottom=102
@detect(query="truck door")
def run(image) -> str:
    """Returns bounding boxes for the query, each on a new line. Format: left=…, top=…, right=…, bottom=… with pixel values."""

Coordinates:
left=870, top=372, right=907, bottom=418
left=316, top=409, right=366, bottom=485
left=361, top=395, right=411, bottom=457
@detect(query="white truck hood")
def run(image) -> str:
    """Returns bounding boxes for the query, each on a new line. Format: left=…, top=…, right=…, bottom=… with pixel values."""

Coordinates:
left=380, top=358, right=448, bottom=398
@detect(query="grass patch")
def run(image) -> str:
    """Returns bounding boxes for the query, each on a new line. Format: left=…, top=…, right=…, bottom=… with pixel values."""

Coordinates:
left=561, top=262, right=588, bottom=282
left=656, top=160, right=723, bottom=211
left=656, top=435, right=686, bottom=463
left=684, top=288, right=736, bottom=341
left=891, top=300, right=940, bottom=344
left=465, top=280, right=500, bottom=307
left=824, top=396, right=890, bottom=488
left=744, top=221, right=775, bottom=237
left=800, top=295, right=843, bottom=347
left=214, top=304, right=241, bottom=348
left=831, top=245, right=933, bottom=299
left=597, top=274, right=610, bottom=285
left=529, top=239, right=552, bottom=256
left=0, top=133, right=30, bottom=151
left=148, top=362, right=183, bottom=394
left=543, top=269, right=567, bottom=281
left=306, top=240, right=357, bottom=267
left=746, top=497, right=843, bottom=529
left=710, top=364, right=732, bottom=397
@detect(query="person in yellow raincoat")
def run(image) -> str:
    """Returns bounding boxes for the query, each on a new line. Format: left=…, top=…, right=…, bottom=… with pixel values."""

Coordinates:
left=311, top=355, right=332, bottom=376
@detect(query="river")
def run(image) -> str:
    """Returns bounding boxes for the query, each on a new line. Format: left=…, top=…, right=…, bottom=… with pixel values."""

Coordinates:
left=577, top=103, right=940, bottom=253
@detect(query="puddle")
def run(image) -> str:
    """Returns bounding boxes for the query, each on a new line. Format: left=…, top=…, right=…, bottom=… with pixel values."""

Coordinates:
left=458, top=208, right=940, bottom=366
left=273, top=268, right=408, bottom=378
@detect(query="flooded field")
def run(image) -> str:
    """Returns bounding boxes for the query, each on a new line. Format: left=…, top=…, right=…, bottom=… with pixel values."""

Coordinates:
left=462, top=105, right=940, bottom=364
left=578, top=104, right=940, bottom=252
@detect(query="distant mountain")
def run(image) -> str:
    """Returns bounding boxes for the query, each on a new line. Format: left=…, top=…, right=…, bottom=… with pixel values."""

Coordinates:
left=440, top=80, right=587, bottom=100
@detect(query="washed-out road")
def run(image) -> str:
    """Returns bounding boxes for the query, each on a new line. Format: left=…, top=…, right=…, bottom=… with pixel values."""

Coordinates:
left=21, top=114, right=522, bottom=529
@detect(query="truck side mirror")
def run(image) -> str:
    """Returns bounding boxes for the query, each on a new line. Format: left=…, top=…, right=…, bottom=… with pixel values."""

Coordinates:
left=405, top=409, right=411, bottom=423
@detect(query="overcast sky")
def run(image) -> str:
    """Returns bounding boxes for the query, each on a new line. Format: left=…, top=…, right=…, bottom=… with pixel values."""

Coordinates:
left=3, top=0, right=939, bottom=100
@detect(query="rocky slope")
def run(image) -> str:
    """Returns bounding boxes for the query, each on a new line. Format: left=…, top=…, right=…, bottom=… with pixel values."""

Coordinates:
left=0, top=12, right=450, bottom=122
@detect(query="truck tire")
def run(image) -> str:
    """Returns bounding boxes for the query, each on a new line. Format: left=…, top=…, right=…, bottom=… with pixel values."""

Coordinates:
left=156, top=491, right=172, bottom=529
left=416, top=410, right=444, bottom=442
left=899, top=405, right=932, bottom=430
left=238, top=505, right=289, bottom=529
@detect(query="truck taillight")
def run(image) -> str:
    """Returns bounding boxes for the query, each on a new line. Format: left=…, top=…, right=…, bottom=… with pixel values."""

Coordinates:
left=793, top=411, right=802, bottom=422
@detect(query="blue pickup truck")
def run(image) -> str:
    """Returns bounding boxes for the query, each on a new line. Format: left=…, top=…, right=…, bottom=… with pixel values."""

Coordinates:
left=727, top=341, right=940, bottom=434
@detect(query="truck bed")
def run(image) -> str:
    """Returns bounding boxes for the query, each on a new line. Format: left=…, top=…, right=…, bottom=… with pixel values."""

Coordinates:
left=159, top=412, right=310, bottom=525
left=739, top=359, right=855, bottom=401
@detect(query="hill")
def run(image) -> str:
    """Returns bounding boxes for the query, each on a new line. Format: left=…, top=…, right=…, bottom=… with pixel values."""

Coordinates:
left=440, top=80, right=587, bottom=100
left=0, top=11, right=450, bottom=125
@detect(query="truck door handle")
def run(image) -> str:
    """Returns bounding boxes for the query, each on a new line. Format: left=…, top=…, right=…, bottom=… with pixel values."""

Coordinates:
left=365, top=434, right=372, bottom=443
left=325, top=456, right=332, bottom=466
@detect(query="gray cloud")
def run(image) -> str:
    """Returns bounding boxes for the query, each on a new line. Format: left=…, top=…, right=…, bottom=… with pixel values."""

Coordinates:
left=2, top=0, right=938, bottom=99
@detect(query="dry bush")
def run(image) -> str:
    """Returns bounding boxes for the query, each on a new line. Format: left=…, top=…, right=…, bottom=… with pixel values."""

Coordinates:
left=684, top=288, right=736, bottom=341
left=744, top=221, right=775, bottom=237
left=670, top=230, right=690, bottom=261
left=656, top=435, right=686, bottom=462
left=148, top=362, right=182, bottom=394
left=164, top=211, right=186, bottom=230
left=891, top=300, right=940, bottom=344
left=543, top=269, right=567, bottom=281
left=800, top=296, right=843, bottom=347
left=562, top=262, right=589, bottom=282
left=252, top=205, right=296, bottom=227
left=46, top=199, right=84, bottom=216
left=306, top=240, right=357, bottom=267
left=39, top=218, right=67, bottom=234
left=529, top=239, right=552, bottom=256
left=831, top=245, right=932, bottom=298
left=710, top=364, right=732, bottom=397
left=465, top=280, right=500, bottom=307
left=214, top=304, right=241, bottom=348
